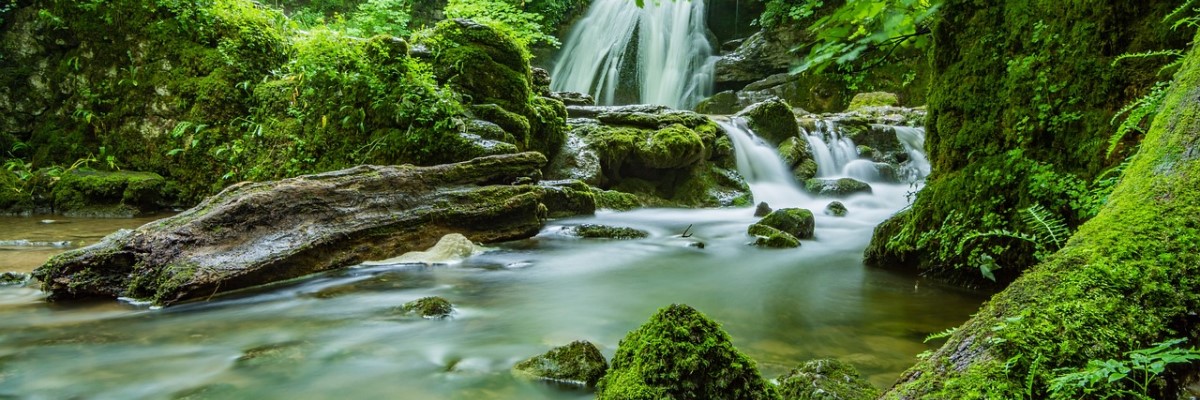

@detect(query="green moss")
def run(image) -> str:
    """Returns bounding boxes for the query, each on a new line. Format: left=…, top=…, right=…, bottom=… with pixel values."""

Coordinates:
left=51, top=169, right=168, bottom=217
left=778, top=358, right=878, bottom=400
left=637, top=123, right=706, bottom=169
left=592, top=189, right=642, bottom=211
left=867, top=0, right=1189, bottom=284
left=400, top=296, right=454, bottom=318
left=572, top=224, right=649, bottom=239
left=884, top=29, right=1200, bottom=399
left=757, top=208, right=815, bottom=240
left=596, top=304, right=779, bottom=400
left=513, top=340, right=609, bottom=386
left=846, top=92, right=899, bottom=111
left=736, top=98, right=799, bottom=146
left=748, top=224, right=801, bottom=248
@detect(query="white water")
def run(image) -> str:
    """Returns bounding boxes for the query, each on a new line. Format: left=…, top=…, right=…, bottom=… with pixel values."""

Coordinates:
left=804, top=121, right=860, bottom=178
left=893, top=126, right=932, bottom=182
left=550, top=0, right=716, bottom=109
left=719, top=118, right=807, bottom=208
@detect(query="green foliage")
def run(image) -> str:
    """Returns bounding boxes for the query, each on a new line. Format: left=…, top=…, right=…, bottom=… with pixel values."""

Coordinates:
left=792, top=0, right=942, bottom=74
left=444, top=0, right=559, bottom=49
left=1109, top=81, right=1171, bottom=159
left=1048, top=339, right=1200, bottom=399
left=345, top=0, right=412, bottom=37
left=924, top=326, right=958, bottom=343
left=757, top=0, right=826, bottom=29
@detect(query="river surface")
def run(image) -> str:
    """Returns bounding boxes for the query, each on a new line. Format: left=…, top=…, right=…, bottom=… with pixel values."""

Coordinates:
left=0, top=124, right=986, bottom=399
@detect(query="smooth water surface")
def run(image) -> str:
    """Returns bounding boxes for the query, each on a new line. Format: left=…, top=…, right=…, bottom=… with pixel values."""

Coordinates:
left=0, top=125, right=984, bottom=399
left=0, top=215, right=168, bottom=273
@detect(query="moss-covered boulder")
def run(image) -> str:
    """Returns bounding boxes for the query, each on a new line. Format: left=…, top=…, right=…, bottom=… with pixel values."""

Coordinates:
left=400, top=296, right=453, bottom=318
left=747, top=224, right=801, bottom=248
left=735, top=98, right=799, bottom=146
left=513, top=340, right=608, bottom=387
left=596, top=304, right=778, bottom=400
left=779, top=136, right=819, bottom=181
left=804, top=178, right=872, bottom=198
left=49, top=169, right=170, bottom=217
left=778, top=358, right=878, bottom=400
left=695, top=90, right=742, bottom=115
left=846, top=92, right=899, bottom=111
left=570, top=224, right=649, bottom=240
left=755, top=202, right=773, bottom=217
left=757, top=208, right=815, bottom=240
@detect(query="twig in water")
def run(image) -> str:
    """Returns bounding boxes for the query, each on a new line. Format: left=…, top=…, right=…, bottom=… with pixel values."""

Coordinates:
left=681, top=224, right=694, bottom=238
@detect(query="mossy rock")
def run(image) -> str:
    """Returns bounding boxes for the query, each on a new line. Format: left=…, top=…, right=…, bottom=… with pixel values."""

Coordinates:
left=803, top=178, right=872, bottom=198
left=779, top=136, right=819, bottom=181
left=757, top=208, right=815, bottom=240
left=513, top=340, right=608, bottom=387
left=637, top=124, right=707, bottom=169
left=595, top=304, right=778, bottom=400
left=846, top=92, right=899, bottom=111
left=424, top=19, right=531, bottom=112
left=824, top=201, right=848, bottom=217
left=400, top=296, right=454, bottom=318
left=51, top=169, right=169, bottom=217
left=0, top=272, right=29, bottom=286
left=748, top=224, right=801, bottom=248
left=755, top=202, right=773, bottom=217
left=695, top=90, right=742, bottom=115
left=778, top=358, right=878, bottom=400
left=592, top=188, right=642, bottom=211
left=571, top=224, right=649, bottom=239
left=735, top=98, right=799, bottom=146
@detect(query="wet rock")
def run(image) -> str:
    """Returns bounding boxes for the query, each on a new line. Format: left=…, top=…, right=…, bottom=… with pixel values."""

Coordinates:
left=844, top=123, right=905, bottom=160
left=566, top=104, right=672, bottom=119
left=754, top=202, right=772, bottom=217
left=33, top=152, right=595, bottom=305
left=570, top=224, right=649, bottom=240
left=804, top=178, right=873, bottom=198
left=825, top=201, right=848, bottom=217
left=546, top=131, right=603, bottom=186
left=735, top=98, right=798, bottom=146
left=361, top=233, right=482, bottom=266
left=847, top=92, right=899, bottom=111
left=0, top=272, right=29, bottom=286
left=513, top=340, right=608, bottom=387
left=778, top=136, right=819, bottom=181
left=842, top=160, right=899, bottom=183
left=714, top=30, right=797, bottom=84
left=596, top=304, right=778, bottom=399
left=550, top=91, right=595, bottom=106
left=531, top=67, right=552, bottom=94
left=777, top=358, right=879, bottom=400
left=50, top=169, right=171, bottom=218
left=400, top=296, right=454, bottom=318
left=748, top=224, right=801, bottom=248
left=757, top=208, right=815, bottom=240
left=695, top=90, right=741, bottom=115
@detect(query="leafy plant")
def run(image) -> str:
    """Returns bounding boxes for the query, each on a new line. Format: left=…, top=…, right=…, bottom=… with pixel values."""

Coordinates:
left=1049, top=338, right=1200, bottom=399
left=346, top=0, right=412, bottom=37
left=923, top=326, right=958, bottom=343
left=444, top=0, right=558, bottom=48
left=957, top=204, right=1071, bottom=281
left=1108, top=81, right=1169, bottom=158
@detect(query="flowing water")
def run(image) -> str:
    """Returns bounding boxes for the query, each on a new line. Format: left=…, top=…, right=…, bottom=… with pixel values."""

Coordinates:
left=550, top=0, right=715, bottom=109
left=0, top=215, right=169, bottom=273
left=0, top=121, right=985, bottom=399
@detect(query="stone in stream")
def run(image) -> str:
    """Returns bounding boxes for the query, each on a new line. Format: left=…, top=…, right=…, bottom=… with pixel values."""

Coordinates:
left=804, top=178, right=873, bottom=198
left=0, top=272, right=29, bottom=286
left=757, top=208, right=815, bottom=240
left=777, top=358, right=879, bottom=400
left=825, top=201, right=849, bottom=217
left=596, top=304, right=777, bottom=399
left=400, top=296, right=454, bottom=319
left=32, top=152, right=595, bottom=306
left=754, top=202, right=772, bottom=217
left=569, top=224, right=649, bottom=240
left=747, top=224, right=801, bottom=249
left=512, top=340, right=608, bottom=387
left=734, top=97, right=799, bottom=146
left=360, top=233, right=482, bottom=266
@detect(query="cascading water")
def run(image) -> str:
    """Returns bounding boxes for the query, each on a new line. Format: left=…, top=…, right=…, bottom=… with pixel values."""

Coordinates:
left=550, top=0, right=715, bottom=109
left=718, top=118, right=807, bottom=207
left=893, top=126, right=932, bottom=182
left=803, top=121, right=860, bottom=178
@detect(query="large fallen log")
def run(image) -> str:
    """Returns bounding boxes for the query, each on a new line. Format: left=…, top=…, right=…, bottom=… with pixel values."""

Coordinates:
left=32, top=152, right=594, bottom=306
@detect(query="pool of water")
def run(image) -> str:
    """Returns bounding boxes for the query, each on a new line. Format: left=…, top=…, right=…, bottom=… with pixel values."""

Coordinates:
left=0, top=215, right=170, bottom=273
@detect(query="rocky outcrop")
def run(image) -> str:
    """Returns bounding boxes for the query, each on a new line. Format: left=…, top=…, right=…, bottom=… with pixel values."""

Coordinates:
left=596, top=304, right=777, bottom=399
left=513, top=340, right=608, bottom=387
left=547, top=105, right=750, bottom=208
left=32, top=152, right=595, bottom=305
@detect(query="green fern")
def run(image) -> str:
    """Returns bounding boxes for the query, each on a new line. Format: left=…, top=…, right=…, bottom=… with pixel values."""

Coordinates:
left=924, top=327, right=958, bottom=343
left=1023, top=204, right=1071, bottom=250
left=1111, top=49, right=1183, bottom=67
left=1108, top=81, right=1169, bottom=158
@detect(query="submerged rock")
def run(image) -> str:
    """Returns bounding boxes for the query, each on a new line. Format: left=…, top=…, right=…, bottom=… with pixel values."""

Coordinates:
left=804, top=178, right=873, bottom=198
left=757, top=208, right=815, bottom=240
left=361, top=233, right=481, bottom=266
left=825, top=201, right=848, bottom=217
left=400, top=296, right=453, bottom=318
left=33, top=152, right=594, bottom=305
left=597, top=304, right=778, bottom=399
left=778, top=358, right=879, bottom=400
left=570, top=224, right=649, bottom=240
left=513, top=340, right=608, bottom=387
left=0, top=272, right=29, bottom=286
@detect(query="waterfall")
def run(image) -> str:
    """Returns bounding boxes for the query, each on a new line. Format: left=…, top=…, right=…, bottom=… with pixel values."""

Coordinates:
left=718, top=118, right=807, bottom=207
left=550, top=0, right=716, bottom=109
left=893, top=126, right=931, bottom=182
left=803, top=121, right=859, bottom=177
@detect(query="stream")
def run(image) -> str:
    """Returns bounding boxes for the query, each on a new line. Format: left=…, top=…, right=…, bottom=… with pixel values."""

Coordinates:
left=0, top=121, right=986, bottom=399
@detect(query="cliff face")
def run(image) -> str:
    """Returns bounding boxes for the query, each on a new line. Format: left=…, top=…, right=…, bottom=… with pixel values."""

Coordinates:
left=865, top=0, right=1188, bottom=285
left=883, top=27, right=1200, bottom=398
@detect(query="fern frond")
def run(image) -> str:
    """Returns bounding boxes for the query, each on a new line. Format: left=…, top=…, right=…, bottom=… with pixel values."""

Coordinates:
left=924, top=327, right=958, bottom=343
left=1024, top=204, right=1071, bottom=250
left=1112, top=49, right=1183, bottom=67
left=957, top=229, right=1038, bottom=253
left=1108, top=81, right=1169, bottom=157
left=1166, top=0, right=1198, bottom=22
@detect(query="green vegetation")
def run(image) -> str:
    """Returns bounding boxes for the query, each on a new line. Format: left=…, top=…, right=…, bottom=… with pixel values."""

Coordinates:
left=512, top=340, right=609, bottom=386
left=777, top=358, right=879, bottom=400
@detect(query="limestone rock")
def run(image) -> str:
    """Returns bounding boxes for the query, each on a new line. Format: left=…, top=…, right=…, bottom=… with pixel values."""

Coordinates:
left=847, top=92, right=899, bottom=111
left=748, top=224, right=801, bottom=248
left=513, top=340, right=608, bottom=386
left=361, top=233, right=482, bottom=266
left=32, top=152, right=595, bottom=305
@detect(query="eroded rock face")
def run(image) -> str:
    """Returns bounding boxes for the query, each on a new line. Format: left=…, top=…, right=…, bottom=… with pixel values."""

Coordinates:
left=32, top=152, right=595, bottom=305
left=513, top=340, right=608, bottom=387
